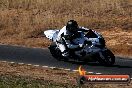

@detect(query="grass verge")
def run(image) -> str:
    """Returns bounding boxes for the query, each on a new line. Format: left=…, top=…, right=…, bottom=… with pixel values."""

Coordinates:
left=0, top=61, right=132, bottom=88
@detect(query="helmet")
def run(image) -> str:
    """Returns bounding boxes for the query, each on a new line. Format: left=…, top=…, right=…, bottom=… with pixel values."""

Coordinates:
left=66, top=20, right=79, bottom=33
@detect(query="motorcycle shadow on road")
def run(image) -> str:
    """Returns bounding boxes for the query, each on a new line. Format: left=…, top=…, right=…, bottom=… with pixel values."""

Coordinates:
left=64, top=60, right=132, bottom=68
left=110, top=64, right=132, bottom=68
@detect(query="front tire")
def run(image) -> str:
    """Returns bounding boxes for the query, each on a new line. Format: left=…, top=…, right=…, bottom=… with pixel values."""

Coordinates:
left=98, top=49, right=115, bottom=66
left=48, top=43, right=62, bottom=61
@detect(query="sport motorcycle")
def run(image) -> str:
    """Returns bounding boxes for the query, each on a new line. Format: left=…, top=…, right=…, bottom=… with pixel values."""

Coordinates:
left=44, top=29, right=115, bottom=66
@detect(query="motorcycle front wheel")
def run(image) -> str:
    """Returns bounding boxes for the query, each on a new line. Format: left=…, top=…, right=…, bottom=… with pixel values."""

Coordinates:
left=48, top=43, right=62, bottom=61
left=98, top=49, right=115, bottom=66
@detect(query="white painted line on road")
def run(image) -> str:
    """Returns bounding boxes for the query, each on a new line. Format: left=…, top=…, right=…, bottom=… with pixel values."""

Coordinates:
left=34, top=65, right=40, bottom=67
left=10, top=62, right=15, bottom=64
left=18, top=63, right=24, bottom=65
left=1, top=61, right=7, bottom=63
left=27, top=64, right=32, bottom=66
left=59, top=68, right=64, bottom=70
left=87, top=72, right=94, bottom=74
left=33, top=47, right=38, bottom=49
left=64, top=69, right=71, bottom=71
left=42, top=66, right=48, bottom=68
left=96, top=73, right=102, bottom=74
left=72, top=70, right=78, bottom=72
left=49, top=67, right=56, bottom=69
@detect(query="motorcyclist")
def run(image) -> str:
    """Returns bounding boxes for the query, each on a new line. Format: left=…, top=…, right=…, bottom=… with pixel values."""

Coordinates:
left=56, top=20, right=88, bottom=58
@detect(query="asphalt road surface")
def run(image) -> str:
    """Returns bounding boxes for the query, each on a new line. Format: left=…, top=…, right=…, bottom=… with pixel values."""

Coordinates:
left=0, top=45, right=132, bottom=76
